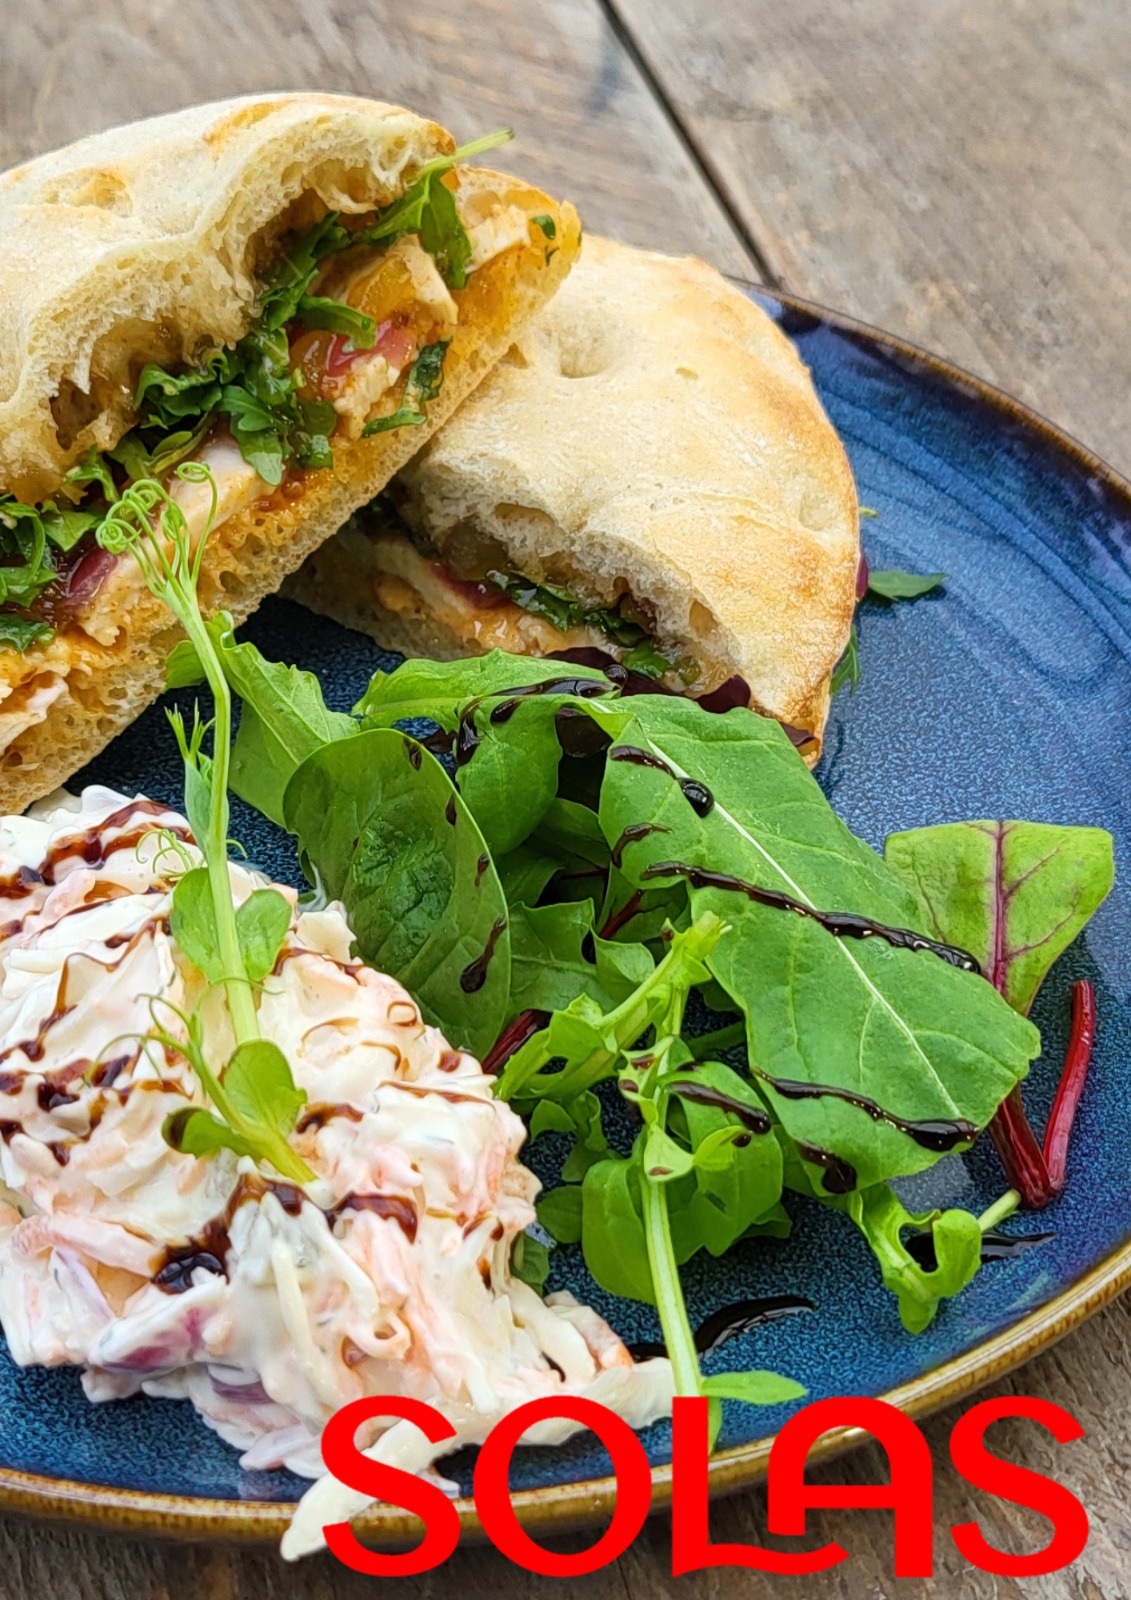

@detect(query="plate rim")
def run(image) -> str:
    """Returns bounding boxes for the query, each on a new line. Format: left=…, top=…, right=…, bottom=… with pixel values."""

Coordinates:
left=4, top=282, right=1129, bottom=1545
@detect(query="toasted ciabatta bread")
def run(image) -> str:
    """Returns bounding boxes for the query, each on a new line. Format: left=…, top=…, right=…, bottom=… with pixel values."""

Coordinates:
left=290, top=236, right=857, bottom=760
left=0, top=94, right=579, bottom=811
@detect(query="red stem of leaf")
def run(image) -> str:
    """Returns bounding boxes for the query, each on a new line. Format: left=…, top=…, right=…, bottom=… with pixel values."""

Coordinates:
left=1042, top=979, right=1096, bottom=1194
left=482, top=1009, right=550, bottom=1076
left=987, top=1087, right=1053, bottom=1209
left=987, top=978, right=1097, bottom=1208
left=599, top=890, right=644, bottom=942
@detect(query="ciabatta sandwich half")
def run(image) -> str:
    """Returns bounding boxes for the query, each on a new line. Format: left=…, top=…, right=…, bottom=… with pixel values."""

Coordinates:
left=0, top=93, right=579, bottom=810
left=291, top=236, right=858, bottom=761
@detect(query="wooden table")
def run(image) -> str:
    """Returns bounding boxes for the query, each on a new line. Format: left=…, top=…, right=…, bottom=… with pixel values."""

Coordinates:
left=2, top=2, right=1129, bottom=1595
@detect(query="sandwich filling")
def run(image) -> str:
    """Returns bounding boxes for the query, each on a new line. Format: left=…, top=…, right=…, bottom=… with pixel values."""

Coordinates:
left=337, top=499, right=716, bottom=692
left=0, top=136, right=540, bottom=660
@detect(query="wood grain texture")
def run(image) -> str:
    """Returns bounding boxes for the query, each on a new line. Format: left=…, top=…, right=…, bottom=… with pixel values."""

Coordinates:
left=609, top=0, right=1131, bottom=477
left=0, top=0, right=755, bottom=272
left=0, top=1, right=1127, bottom=1596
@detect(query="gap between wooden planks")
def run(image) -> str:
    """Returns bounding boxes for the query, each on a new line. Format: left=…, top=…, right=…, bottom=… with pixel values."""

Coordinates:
left=606, top=0, right=1131, bottom=478
left=0, top=0, right=757, bottom=277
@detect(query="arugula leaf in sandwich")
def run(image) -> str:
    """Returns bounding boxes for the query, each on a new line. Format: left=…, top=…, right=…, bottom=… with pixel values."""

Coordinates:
left=0, top=93, right=579, bottom=810
left=289, top=236, right=858, bottom=762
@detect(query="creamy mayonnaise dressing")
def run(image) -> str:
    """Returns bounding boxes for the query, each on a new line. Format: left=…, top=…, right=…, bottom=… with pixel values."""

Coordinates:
left=0, top=787, right=672, bottom=1557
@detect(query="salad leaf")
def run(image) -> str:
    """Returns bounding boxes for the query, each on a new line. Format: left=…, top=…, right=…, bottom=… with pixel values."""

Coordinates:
left=507, top=899, right=652, bottom=1016
left=291, top=295, right=376, bottom=347
left=486, top=570, right=677, bottom=678
left=169, top=617, right=357, bottom=827
left=361, top=340, right=450, bottom=436
left=700, top=1370, right=806, bottom=1405
left=164, top=1037, right=307, bottom=1179
left=833, top=1184, right=983, bottom=1334
left=510, top=1230, right=552, bottom=1292
left=831, top=623, right=860, bottom=696
left=868, top=569, right=947, bottom=601
left=283, top=727, right=511, bottom=1058
left=357, top=650, right=612, bottom=854
left=588, top=695, right=1041, bottom=1190
left=884, top=820, right=1114, bottom=1015
left=0, top=616, right=52, bottom=652
left=496, top=914, right=722, bottom=1105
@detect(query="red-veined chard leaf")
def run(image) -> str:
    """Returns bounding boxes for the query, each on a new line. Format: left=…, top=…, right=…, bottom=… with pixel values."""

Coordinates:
left=883, top=820, right=1114, bottom=1015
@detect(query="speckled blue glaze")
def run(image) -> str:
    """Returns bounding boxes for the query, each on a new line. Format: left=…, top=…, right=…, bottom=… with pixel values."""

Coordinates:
left=2, top=289, right=1129, bottom=1510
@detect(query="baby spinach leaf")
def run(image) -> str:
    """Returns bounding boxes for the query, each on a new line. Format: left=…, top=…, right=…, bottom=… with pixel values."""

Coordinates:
left=664, top=1061, right=783, bottom=1261
left=589, top=696, right=1041, bottom=1190
left=496, top=914, right=723, bottom=1105
left=283, top=728, right=510, bottom=1058
left=510, top=1231, right=551, bottom=1293
left=536, top=1184, right=583, bottom=1243
left=581, top=1157, right=654, bottom=1301
left=170, top=622, right=358, bottom=826
left=867, top=569, right=947, bottom=601
left=883, top=820, right=1114, bottom=1016
left=495, top=842, right=564, bottom=907
left=354, top=649, right=608, bottom=728
left=357, top=650, right=611, bottom=854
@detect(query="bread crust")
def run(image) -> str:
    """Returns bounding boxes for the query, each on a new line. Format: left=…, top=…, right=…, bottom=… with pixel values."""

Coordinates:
left=0, top=94, right=463, bottom=498
left=0, top=112, right=580, bottom=812
left=291, top=236, right=858, bottom=756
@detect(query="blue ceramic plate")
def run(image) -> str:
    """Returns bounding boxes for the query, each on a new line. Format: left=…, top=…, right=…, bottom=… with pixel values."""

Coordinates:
left=2, top=286, right=1129, bottom=1541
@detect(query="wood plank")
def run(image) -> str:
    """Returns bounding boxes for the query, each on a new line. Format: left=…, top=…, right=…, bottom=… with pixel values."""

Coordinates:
left=608, top=0, right=1131, bottom=475
left=0, top=0, right=754, bottom=274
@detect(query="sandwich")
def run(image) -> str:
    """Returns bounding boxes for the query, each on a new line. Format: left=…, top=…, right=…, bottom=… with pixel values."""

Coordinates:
left=290, top=235, right=859, bottom=760
left=0, top=94, right=579, bottom=812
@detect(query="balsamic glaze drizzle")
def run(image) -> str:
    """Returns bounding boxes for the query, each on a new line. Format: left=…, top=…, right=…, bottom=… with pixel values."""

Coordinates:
left=669, top=1081, right=771, bottom=1135
left=905, top=1225, right=1055, bottom=1272
left=755, top=1070, right=978, bottom=1154
left=680, top=779, right=715, bottom=816
left=608, top=746, right=676, bottom=779
left=793, top=1140, right=858, bottom=1195
left=459, top=917, right=508, bottom=993
left=631, top=1293, right=816, bottom=1361
left=610, top=822, right=670, bottom=868
left=639, top=861, right=981, bottom=973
